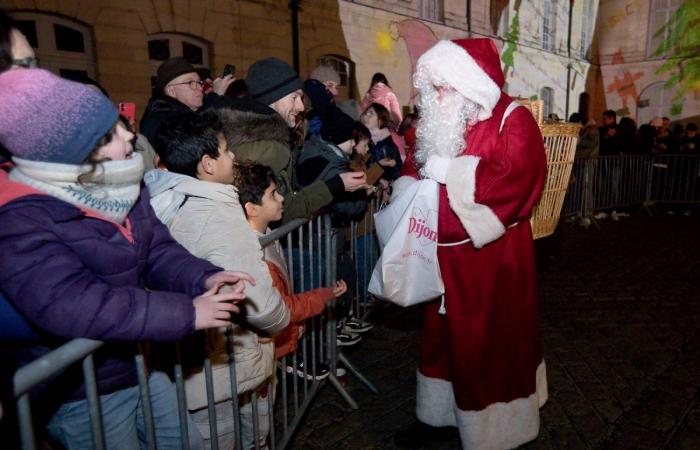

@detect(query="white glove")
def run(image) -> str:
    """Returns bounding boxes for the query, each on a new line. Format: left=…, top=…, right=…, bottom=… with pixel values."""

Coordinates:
left=424, top=155, right=451, bottom=184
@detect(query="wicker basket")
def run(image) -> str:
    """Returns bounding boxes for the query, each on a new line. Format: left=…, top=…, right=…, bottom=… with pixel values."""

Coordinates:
left=513, top=99, right=579, bottom=239
left=530, top=123, right=580, bottom=239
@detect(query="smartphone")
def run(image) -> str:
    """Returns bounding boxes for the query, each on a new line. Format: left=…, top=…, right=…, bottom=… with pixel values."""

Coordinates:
left=118, top=102, right=136, bottom=126
left=223, top=64, right=236, bottom=78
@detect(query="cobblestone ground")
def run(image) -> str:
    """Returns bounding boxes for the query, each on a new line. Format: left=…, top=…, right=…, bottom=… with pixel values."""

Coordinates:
left=288, top=215, right=700, bottom=450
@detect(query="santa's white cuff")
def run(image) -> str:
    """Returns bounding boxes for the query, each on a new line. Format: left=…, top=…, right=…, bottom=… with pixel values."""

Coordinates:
left=424, top=155, right=451, bottom=184
left=445, top=156, right=506, bottom=248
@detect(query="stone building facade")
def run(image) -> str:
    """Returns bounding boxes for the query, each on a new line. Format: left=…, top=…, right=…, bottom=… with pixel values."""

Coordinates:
left=2, top=0, right=697, bottom=125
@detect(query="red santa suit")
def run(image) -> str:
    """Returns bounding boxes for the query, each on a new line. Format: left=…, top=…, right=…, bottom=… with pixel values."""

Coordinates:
left=398, top=39, right=548, bottom=449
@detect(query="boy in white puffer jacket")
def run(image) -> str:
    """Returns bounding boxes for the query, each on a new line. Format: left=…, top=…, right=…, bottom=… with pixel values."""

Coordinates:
left=145, top=111, right=289, bottom=450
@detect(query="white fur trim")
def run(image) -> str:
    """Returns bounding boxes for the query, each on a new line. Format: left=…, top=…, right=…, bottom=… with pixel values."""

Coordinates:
left=445, top=156, right=506, bottom=248
left=416, top=40, right=501, bottom=122
left=499, top=102, right=521, bottom=134
left=424, top=155, right=450, bottom=184
left=390, top=175, right=418, bottom=201
left=417, top=361, right=548, bottom=450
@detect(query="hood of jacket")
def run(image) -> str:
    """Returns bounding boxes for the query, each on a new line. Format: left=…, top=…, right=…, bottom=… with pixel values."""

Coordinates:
left=366, top=82, right=394, bottom=104
left=144, top=169, right=239, bottom=226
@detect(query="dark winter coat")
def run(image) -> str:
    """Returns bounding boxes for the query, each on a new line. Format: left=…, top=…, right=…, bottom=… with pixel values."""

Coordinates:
left=296, top=135, right=368, bottom=221
left=140, top=93, right=220, bottom=146
left=0, top=177, right=221, bottom=400
left=217, top=107, right=343, bottom=222
left=370, top=135, right=403, bottom=180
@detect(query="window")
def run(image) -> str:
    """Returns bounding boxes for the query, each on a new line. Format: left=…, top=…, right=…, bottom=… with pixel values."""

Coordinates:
left=491, top=0, right=510, bottom=37
left=636, top=82, right=679, bottom=125
left=578, top=92, right=591, bottom=120
left=148, top=33, right=211, bottom=91
left=10, top=12, right=95, bottom=78
left=542, top=0, right=557, bottom=52
left=420, top=0, right=444, bottom=22
left=646, top=0, right=682, bottom=58
left=316, top=55, right=355, bottom=101
left=541, top=87, right=555, bottom=118
left=580, top=0, right=591, bottom=59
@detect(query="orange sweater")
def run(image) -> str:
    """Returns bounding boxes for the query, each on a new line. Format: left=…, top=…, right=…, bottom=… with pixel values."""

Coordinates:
left=267, top=261, right=334, bottom=359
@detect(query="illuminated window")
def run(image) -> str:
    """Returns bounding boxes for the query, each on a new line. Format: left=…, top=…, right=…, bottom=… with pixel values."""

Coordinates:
left=580, top=0, right=591, bottom=59
left=420, top=0, right=444, bottom=22
left=646, top=0, right=682, bottom=58
left=316, top=55, right=355, bottom=101
left=542, top=0, right=557, bottom=52
left=148, top=33, right=211, bottom=91
left=541, top=87, right=555, bottom=118
left=10, top=12, right=95, bottom=79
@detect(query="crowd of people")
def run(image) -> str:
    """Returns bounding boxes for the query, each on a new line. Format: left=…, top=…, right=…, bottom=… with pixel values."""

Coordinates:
left=568, top=110, right=700, bottom=158
left=0, top=8, right=418, bottom=449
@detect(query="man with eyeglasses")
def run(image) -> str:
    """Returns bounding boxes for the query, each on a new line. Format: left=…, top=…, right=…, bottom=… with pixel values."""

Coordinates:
left=140, top=57, right=233, bottom=146
left=1, top=10, right=37, bottom=72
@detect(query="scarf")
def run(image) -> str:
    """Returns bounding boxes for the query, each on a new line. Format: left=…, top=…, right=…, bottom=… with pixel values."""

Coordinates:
left=10, top=153, right=144, bottom=223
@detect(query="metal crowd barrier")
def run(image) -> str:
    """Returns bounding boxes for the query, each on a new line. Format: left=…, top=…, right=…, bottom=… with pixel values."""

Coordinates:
left=10, top=212, right=379, bottom=450
left=646, top=154, right=700, bottom=206
left=561, top=154, right=700, bottom=224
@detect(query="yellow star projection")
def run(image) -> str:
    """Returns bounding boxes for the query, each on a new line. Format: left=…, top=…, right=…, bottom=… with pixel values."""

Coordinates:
left=376, top=30, right=394, bottom=54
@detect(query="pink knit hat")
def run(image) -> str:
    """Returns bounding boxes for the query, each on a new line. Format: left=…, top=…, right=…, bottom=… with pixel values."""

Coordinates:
left=0, top=69, right=118, bottom=164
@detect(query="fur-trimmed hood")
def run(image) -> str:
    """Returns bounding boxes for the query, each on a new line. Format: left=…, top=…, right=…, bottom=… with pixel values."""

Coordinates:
left=217, top=108, right=289, bottom=148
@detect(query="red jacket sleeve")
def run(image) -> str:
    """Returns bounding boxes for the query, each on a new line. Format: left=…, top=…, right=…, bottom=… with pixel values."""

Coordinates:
left=267, top=262, right=331, bottom=322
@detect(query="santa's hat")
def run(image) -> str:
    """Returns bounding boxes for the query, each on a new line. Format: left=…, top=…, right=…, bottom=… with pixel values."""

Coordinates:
left=415, top=38, right=504, bottom=122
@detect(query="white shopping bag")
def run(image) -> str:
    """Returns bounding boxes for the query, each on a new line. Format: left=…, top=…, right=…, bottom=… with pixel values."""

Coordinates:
left=368, top=179, right=444, bottom=306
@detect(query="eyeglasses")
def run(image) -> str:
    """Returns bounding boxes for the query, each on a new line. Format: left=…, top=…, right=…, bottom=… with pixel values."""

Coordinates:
left=167, top=79, right=204, bottom=90
left=12, top=57, right=39, bottom=68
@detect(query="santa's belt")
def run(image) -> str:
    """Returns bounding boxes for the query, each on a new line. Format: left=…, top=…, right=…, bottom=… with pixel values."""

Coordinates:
left=436, top=222, right=520, bottom=247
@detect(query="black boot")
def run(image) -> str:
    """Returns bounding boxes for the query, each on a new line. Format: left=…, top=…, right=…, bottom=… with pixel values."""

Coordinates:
left=393, top=420, right=458, bottom=449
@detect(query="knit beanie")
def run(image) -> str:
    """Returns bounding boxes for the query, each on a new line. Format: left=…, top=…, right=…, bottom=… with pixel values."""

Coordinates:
left=155, top=57, right=197, bottom=95
left=303, top=79, right=333, bottom=111
left=320, top=107, right=356, bottom=145
left=0, top=69, right=118, bottom=164
left=246, top=57, right=303, bottom=106
left=310, top=65, right=340, bottom=85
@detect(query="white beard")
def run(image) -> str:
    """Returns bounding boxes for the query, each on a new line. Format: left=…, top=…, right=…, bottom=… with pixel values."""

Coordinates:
left=414, top=72, right=481, bottom=174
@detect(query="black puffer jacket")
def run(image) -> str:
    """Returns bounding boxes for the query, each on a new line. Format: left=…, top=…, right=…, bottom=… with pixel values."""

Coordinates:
left=296, top=135, right=368, bottom=221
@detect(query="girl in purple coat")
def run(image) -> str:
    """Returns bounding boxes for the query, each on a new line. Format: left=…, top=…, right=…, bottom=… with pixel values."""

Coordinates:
left=0, top=69, right=253, bottom=449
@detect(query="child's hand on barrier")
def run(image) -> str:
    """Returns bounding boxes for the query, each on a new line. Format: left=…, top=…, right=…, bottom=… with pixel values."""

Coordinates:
left=193, top=284, right=244, bottom=330
left=332, top=280, right=348, bottom=298
left=204, top=271, right=255, bottom=298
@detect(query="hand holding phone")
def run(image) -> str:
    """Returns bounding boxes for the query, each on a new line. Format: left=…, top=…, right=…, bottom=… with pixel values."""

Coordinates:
left=223, top=64, right=236, bottom=78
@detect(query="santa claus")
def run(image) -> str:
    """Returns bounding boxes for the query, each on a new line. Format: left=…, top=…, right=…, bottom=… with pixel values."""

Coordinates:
left=394, top=38, right=549, bottom=449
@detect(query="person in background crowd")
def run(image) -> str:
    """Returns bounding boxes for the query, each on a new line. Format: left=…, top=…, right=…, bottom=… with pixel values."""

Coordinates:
left=680, top=123, right=699, bottom=154
left=145, top=111, right=290, bottom=450
left=393, top=38, right=547, bottom=449
left=361, top=72, right=403, bottom=130
left=0, top=9, right=34, bottom=73
left=662, top=116, right=671, bottom=130
left=303, top=78, right=334, bottom=137
left=599, top=110, right=620, bottom=156
left=361, top=103, right=403, bottom=182
left=296, top=108, right=373, bottom=346
left=0, top=9, right=35, bottom=166
left=570, top=113, right=599, bottom=159
left=0, top=69, right=251, bottom=450
left=139, top=57, right=234, bottom=145
left=617, top=117, right=639, bottom=155
left=225, top=78, right=249, bottom=98
left=309, top=63, right=362, bottom=120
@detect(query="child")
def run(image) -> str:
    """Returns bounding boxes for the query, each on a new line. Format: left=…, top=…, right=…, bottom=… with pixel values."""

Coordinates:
left=234, top=162, right=347, bottom=380
left=0, top=69, right=251, bottom=449
left=360, top=102, right=403, bottom=181
left=144, top=111, right=290, bottom=450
